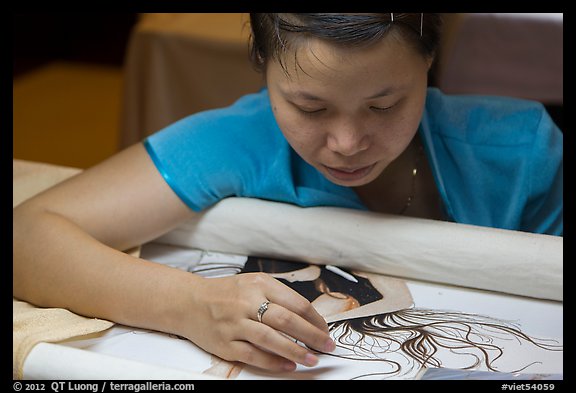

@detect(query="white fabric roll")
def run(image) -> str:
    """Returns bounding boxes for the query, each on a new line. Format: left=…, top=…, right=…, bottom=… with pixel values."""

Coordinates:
left=156, top=198, right=562, bottom=301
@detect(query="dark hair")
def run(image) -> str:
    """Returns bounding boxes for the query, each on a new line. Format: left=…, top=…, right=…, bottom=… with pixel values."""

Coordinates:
left=249, top=13, right=443, bottom=75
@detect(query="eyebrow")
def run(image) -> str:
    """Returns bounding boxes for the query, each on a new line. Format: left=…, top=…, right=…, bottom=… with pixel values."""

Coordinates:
left=280, top=89, right=324, bottom=101
left=366, top=87, right=396, bottom=99
left=280, top=86, right=398, bottom=102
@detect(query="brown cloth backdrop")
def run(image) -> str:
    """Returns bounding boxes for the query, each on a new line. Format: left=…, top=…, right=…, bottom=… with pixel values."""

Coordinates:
left=119, top=13, right=264, bottom=148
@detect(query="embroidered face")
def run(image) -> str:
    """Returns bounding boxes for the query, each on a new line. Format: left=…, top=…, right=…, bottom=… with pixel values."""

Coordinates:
left=242, top=257, right=413, bottom=322
left=266, top=35, right=431, bottom=187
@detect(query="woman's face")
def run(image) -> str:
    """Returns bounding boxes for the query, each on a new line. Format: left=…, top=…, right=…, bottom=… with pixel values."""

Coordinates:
left=270, top=265, right=360, bottom=318
left=266, top=34, right=432, bottom=187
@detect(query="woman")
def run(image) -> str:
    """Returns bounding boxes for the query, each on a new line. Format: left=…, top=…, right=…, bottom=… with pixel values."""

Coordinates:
left=13, top=13, right=563, bottom=373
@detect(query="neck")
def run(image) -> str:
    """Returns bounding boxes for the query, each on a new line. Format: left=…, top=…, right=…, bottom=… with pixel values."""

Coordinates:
left=353, top=135, right=423, bottom=215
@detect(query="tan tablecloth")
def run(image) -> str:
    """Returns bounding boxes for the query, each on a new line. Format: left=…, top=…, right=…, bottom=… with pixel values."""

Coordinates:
left=120, top=13, right=264, bottom=148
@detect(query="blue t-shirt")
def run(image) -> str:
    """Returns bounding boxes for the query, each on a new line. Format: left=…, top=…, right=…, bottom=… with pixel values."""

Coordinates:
left=144, top=87, right=563, bottom=236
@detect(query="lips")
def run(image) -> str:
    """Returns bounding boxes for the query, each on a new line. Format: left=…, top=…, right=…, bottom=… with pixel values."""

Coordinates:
left=324, top=163, right=375, bottom=182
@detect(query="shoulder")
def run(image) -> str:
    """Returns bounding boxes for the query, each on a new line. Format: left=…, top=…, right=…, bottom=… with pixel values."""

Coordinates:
left=423, top=87, right=554, bottom=146
left=421, top=88, right=563, bottom=234
left=422, top=87, right=562, bottom=171
left=146, top=89, right=286, bottom=170
left=143, top=89, right=289, bottom=211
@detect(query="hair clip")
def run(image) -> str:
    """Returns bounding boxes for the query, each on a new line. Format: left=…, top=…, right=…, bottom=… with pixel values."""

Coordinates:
left=420, top=13, right=423, bottom=37
left=390, top=13, right=423, bottom=38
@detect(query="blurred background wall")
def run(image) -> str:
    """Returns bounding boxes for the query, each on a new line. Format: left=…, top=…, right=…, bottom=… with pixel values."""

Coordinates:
left=13, top=13, right=138, bottom=168
left=13, top=13, right=265, bottom=169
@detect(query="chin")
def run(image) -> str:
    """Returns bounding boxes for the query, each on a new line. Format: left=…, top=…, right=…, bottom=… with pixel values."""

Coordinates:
left=325, top=171, right=378, bottom=187
left=332, top=177, right=372, bottom=187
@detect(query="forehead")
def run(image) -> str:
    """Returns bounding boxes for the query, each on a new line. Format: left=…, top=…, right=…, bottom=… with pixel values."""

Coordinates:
left=266, top=35, right=428, bottom=91
left=279, top=29, right=421, bottom=69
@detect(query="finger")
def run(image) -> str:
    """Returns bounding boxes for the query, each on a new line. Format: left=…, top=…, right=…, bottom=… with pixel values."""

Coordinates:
left=265, top=277, right=331, bottom=334
left=228, top=339, right=297, bottom=372
left=243, top=319, right=320, bottom=368
left=262, top=303, right=335, bottom=354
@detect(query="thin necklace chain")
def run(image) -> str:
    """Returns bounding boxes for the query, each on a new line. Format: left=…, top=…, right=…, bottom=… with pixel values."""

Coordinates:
left=398, top=142, right=424, bottom=215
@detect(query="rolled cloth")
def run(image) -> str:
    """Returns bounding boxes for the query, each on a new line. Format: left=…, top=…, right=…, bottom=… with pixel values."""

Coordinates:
left=156, top=197, right=562, bottom=301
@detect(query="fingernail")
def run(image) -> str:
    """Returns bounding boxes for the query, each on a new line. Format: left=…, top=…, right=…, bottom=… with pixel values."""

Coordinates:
left=304, top=353, right=319, bottom=367
left=324, top=339, right=336, bottom=352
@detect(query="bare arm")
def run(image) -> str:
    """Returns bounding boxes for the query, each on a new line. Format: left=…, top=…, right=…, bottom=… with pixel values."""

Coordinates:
left=13, top=143, right=197, bottom=332
left=13, top=143, right=334, bottom=371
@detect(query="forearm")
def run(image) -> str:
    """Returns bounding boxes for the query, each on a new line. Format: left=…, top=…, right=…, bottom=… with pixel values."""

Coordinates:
left=13, top=202, right=335, bottom=372
left=13, top=209, right=198, bottom=337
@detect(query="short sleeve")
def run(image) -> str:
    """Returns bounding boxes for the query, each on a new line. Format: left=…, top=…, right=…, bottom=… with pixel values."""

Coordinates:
left=143, top=91, right=279, bottom=212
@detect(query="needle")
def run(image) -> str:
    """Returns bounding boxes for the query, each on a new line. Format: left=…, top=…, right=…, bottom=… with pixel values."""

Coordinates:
left=325, top=265, right=359, bottom=283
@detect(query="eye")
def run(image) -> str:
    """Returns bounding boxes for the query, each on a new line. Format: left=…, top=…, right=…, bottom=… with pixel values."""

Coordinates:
left=370, top=105, right=395, bottom=113
left=288, top=100, right=326, bottom=115
left=297, top=107, right=326, bottom=115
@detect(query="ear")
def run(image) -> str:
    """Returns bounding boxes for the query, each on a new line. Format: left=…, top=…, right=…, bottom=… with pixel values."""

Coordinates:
left=425, top=55, right=435, bottom=71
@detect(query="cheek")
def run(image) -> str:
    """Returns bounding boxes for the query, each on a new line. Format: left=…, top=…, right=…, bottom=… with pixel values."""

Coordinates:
left=376, top=117, right=416, bottom=142
left=273, top=106, right=323, bottom=152
left=373, top=102, right=425, bottom=145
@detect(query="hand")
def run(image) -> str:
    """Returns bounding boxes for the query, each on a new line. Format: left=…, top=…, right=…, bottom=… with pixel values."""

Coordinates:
left=183, top=272, right=336, bottom=372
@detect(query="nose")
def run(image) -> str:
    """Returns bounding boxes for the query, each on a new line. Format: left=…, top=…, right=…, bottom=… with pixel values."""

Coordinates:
left=326, top=123, right=371, bottom=157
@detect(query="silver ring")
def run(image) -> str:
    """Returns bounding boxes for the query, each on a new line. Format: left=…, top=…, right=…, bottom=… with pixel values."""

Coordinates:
left=257, top=300, right=270, bottom=323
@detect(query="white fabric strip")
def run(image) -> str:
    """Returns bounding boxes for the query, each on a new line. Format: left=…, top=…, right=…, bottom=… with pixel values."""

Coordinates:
left=156, top=198, right=563, bottom=301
